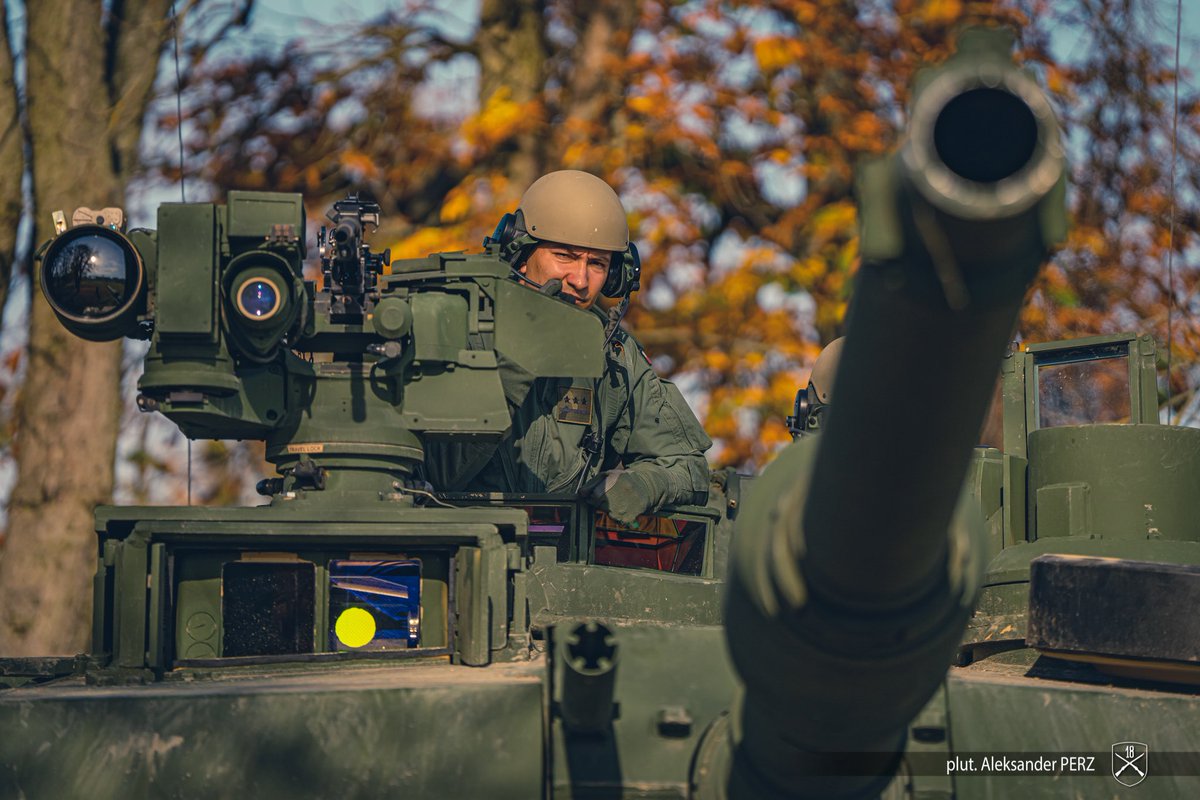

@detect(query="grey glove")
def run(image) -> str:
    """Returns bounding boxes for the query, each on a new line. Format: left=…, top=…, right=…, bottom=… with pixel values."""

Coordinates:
left=585, top=468, right=652, bottom=527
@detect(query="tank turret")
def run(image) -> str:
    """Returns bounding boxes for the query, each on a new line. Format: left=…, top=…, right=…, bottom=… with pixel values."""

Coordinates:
left=28, top=26, right=1195, bottom=800
left=711, top=27, right=1066, bottom=799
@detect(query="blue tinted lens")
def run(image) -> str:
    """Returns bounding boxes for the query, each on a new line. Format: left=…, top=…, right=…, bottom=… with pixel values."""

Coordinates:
left=239, top=280, right=278, bottom=318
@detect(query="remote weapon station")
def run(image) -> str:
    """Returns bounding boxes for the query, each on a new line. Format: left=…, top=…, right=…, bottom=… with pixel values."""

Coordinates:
left=6, top=28, right=1194, bottom=799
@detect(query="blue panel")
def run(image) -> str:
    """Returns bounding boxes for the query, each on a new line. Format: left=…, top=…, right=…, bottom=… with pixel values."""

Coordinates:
left=329, top=560, right=421, bottom=650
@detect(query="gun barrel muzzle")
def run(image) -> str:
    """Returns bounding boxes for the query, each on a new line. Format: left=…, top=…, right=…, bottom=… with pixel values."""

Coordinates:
left=902, top=38, right=1064, bottom=222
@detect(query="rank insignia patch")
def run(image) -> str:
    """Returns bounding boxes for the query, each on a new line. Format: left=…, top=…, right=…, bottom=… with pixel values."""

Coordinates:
left=556, top=386, right=594, bottom=425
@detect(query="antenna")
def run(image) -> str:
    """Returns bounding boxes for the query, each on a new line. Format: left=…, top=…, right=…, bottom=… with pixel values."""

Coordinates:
left=1166, top=0, right=1182, bottom=421
left=171, top=1, right=191, bottom=503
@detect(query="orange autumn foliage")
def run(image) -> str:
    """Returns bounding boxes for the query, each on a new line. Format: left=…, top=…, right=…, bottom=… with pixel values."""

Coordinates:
left=165, top=0, right=1200, bottom=471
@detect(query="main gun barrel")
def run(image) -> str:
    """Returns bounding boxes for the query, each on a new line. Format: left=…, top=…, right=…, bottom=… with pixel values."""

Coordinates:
left=718, top=28, right=1065, bottom=799
left=806, top=39, right=1065, bottom=607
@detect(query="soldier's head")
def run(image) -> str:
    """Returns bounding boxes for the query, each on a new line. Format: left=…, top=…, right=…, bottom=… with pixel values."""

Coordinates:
left=513, top=171, right=629, bottom=309
left=787, top=337, right=844, bottom=439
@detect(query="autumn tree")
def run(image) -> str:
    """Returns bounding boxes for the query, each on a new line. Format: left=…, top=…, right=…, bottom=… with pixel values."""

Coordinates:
left=0, top=1, right=260, bottom=655
left=160, top=0, right=1199, bottom=468
left=0, top=5, right=21, bottom=325
left=1018, top=1, right=1200, bottom=401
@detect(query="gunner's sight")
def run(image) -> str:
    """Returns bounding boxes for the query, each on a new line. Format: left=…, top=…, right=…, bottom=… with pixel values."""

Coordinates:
left=236, top=278, right=281, bottom=320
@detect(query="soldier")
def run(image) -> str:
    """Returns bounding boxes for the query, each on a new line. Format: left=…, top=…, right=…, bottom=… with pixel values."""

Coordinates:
left=425, top=170, right=711, bottom=525
left=786, top=337, right=843, bottom=440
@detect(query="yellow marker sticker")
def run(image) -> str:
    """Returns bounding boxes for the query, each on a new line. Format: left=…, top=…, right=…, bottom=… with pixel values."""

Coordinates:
left=335, top=607, right=376, bottom=648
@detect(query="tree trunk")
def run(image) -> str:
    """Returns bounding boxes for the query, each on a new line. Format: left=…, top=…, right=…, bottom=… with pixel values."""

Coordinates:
left=108, top=0, right=175, bottom=185
left=478, top=0, right=549, bottom=194
left=0, top=0, right=170, bottom=656
left=0, top=3, right=23, bottom=327
left=557, top=0, right=638, bottom=166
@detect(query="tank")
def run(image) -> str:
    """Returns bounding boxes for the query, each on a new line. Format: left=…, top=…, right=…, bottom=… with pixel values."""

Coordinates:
left=4, top=27, right=1172, bottom=799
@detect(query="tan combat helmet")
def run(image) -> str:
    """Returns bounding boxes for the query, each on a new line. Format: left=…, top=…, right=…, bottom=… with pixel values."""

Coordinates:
left=788, top=337, right=844, bottom=438
left=518, top=170, right=629, bottom=252
left=809, top=336, right=845, bottom=404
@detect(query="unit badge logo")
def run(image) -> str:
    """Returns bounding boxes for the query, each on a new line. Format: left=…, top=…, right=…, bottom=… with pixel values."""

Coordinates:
left=1112, top=742, right=1148, bottom=787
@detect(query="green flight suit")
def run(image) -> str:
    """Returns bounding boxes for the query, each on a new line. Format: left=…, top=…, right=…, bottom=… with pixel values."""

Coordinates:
left=424, top=308, right=711, bottom=516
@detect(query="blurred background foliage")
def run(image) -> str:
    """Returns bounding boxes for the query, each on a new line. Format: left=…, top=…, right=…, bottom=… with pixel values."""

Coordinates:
left=0, top=0, right=1198, bottom=652
left=152, top=0, right=1200, bottom=470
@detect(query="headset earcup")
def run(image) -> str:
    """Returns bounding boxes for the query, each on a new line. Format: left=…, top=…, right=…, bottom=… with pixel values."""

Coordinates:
left=486, top=211, right=533, bottom=265
left=603, top=242, right=641, bottom=298
left=602, top=257, right=623, bottom=298
left=626, top=242, right=641, bottom=293
left=487, top=213, right=514, bottom=248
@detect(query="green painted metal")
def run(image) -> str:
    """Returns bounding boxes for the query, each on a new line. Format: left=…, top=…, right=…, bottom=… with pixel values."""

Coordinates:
left=1, top=663, right=546, bottom=799
left=155, top=203, right=219, bottom=339
left=1029, top=424, right=1200, bottom=541
left=946, top=667, right=1200, bottom=797
left=549, top=625, right=738, bottom=798
left=954, top=327, right=1200, bottom=796
left=224, top=190, right=306, bottom=243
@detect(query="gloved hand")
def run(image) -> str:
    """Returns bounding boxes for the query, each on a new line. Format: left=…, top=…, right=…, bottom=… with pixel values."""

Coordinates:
left=584, top=468, right=651, bottom=527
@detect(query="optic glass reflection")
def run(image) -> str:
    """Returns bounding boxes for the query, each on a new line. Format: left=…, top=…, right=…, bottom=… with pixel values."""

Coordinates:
left=238, top=279, right=280, bottom=319
left=43, top=232, right=138, bottom=318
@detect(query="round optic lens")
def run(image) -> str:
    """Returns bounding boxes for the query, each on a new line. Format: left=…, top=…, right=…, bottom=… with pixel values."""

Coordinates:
left=43, top=231, right=139, bottom=320
left=237, top=279, right=280, bottom=320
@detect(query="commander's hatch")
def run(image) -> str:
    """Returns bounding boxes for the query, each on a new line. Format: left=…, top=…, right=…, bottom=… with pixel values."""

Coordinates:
left=1002, top=332, right=1159, bottom=459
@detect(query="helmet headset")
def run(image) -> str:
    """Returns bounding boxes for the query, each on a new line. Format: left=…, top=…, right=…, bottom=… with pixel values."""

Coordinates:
left=484, top=208, right=641, bottom=299
left=483, top=170, right=641, bottom=300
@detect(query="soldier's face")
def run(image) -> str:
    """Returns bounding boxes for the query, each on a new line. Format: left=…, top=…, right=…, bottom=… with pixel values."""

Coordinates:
left=519, top=242, right=611, bottom=309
